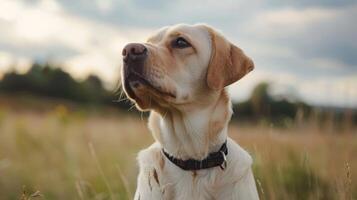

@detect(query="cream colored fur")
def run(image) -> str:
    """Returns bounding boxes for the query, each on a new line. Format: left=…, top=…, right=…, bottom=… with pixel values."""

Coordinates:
left=122, top=24, right=259, bottom=200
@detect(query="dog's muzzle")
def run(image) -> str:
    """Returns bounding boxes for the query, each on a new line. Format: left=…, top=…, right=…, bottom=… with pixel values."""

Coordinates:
left=122, top=43, right=148, bottom=99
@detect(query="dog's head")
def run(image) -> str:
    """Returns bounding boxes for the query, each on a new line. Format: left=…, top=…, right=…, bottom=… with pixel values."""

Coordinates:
left=122, top=24, right=254, bottom=111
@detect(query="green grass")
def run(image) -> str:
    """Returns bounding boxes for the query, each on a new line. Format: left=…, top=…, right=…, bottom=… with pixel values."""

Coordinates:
left=0, top=104, right=356, bottom=199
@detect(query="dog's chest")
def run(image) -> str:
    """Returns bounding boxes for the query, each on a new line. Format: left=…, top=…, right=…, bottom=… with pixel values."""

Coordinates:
left=136, top=140, right=254, bottom=200
left=159, top=163, right=227, bottom=200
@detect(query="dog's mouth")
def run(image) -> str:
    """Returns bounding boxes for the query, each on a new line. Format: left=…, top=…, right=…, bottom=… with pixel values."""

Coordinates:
left=124, top=72, right=176, bottom=102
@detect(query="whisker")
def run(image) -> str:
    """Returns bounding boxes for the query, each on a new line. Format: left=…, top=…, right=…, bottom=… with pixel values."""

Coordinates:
left=128, top=104, right=136, bottom=111
left=140, top=111, right=144, bottom=121
left=112, top=97, right=128, bottom=103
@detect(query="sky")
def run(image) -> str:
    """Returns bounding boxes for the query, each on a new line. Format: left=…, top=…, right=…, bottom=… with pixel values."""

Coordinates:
left=0, top=0, right=356, bottom=108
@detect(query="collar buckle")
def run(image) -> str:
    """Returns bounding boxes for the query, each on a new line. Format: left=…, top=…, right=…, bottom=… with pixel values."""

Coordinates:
left=219, top=150, right=227, bottom=170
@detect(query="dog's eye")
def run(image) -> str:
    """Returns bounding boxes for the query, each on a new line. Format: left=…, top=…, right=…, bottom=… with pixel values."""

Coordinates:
left=172, top=37, right=191, bottom=49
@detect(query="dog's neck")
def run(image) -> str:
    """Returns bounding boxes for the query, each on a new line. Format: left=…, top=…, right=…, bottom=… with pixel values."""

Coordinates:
left=149, top=90, right=232, bottom=160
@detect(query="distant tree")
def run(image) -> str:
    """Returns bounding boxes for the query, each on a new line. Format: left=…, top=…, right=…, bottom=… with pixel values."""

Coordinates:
left=0, top=62, right=136, bottom=110
left=0, top=72, right=29, bottom=92
left=251, top=83, right=271, bottom=117
left=232, top=82, right=313, bottom=126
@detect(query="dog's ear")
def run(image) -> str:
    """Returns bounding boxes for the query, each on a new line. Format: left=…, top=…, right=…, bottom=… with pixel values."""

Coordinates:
left=205, top=27, right=254, bottom=90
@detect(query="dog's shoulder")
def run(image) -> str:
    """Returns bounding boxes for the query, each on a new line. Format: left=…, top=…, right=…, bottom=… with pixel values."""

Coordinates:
left=137, top=142, right=165, bottom=170
left=225, top=138, right=254, bottom=180
left=135, top=143, right=168, bottom=199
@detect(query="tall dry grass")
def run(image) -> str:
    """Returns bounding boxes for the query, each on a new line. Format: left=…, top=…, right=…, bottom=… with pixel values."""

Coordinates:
left=0, top=103, right=355, bottom=199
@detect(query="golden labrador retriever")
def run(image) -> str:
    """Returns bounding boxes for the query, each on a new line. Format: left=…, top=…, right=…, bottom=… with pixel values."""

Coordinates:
left=122, top=24, right=259, bottom=200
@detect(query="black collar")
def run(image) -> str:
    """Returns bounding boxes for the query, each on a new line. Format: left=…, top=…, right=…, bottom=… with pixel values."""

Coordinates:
left=162, top=141, right=228, bottom=171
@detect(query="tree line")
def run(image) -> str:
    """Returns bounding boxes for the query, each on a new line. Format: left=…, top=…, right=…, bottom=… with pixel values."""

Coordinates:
left=0, top=63, right=355, bottom=127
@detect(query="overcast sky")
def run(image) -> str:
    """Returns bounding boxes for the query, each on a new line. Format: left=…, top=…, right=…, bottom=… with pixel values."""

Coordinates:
left=0, top=0, right=356, bottom=108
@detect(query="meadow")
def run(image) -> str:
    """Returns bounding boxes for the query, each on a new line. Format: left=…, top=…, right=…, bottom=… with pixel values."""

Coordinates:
left=0, top=97, right=356, bottom=200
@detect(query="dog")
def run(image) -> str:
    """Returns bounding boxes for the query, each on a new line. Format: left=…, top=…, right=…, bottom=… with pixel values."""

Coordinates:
left=121, top=24, right=259, bottom=200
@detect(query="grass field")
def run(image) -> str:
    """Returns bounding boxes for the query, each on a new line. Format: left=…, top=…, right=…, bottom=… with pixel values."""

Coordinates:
left=0, top=99, right=356, bottom=200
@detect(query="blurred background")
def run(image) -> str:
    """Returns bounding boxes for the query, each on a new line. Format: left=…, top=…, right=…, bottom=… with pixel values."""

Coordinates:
left=0, top=0, right=356, bottom=199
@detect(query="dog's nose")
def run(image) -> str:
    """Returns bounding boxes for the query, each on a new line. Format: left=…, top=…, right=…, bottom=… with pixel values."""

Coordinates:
left=122, top=43, right=148, bottom=63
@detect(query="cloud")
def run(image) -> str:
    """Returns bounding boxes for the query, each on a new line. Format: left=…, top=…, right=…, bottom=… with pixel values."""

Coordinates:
left=245, top=4, right=357, bottom=68
left=250, top=7, right=338, bottom=34
left=0, top=0, right=155, bottom=87
left=0, top=51, right=32, bottom=78
left=55, top=0, right=255, bottom=29
left=297, top=75, right=357, bottom=108
left=229, top=70, right=357, bottom=108
left=263, top=0, right=356, bottom=8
